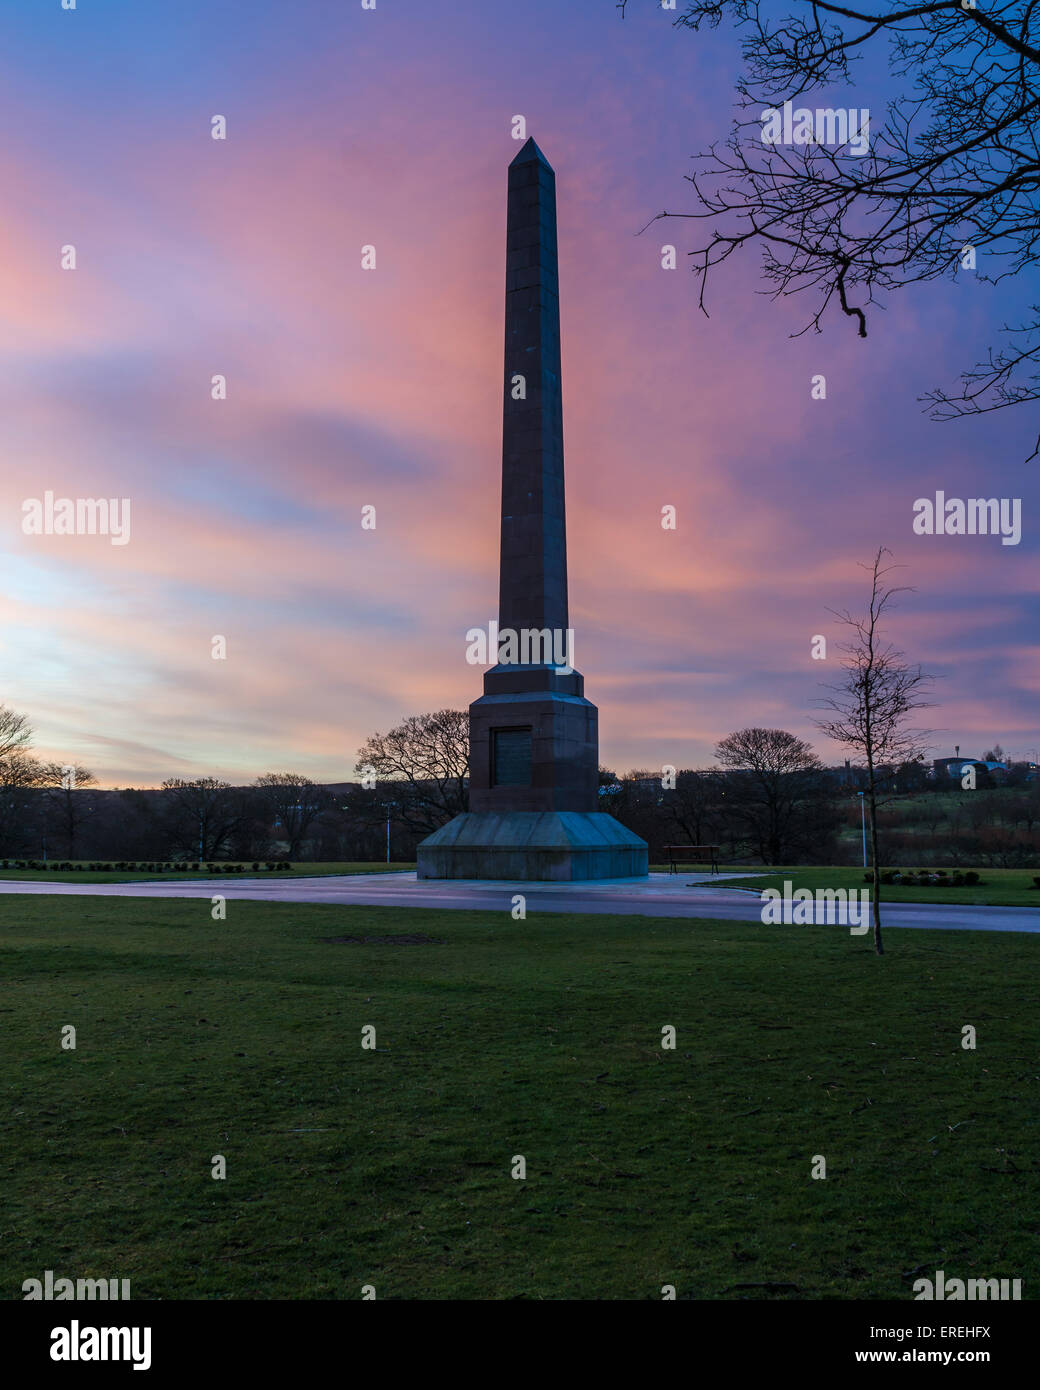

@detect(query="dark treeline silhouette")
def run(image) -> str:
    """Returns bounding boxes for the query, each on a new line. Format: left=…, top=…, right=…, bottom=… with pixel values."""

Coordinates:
left=9, top=763, right=1028, bottom=869
left=3, top=702, right=1037, bottom=867
left=603, top=764, right=840, bottom=867
left=602, top=768, right=1040, bottom=870
left=0, top=777, right=430, bottom=865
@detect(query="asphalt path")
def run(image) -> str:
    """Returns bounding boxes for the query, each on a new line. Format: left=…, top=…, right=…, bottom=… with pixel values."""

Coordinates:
left=1, top=872, right=1038, bottom=933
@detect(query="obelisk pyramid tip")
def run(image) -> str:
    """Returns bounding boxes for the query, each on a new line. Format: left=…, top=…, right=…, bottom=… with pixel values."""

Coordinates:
left=509, top=136, right=553, bottom=170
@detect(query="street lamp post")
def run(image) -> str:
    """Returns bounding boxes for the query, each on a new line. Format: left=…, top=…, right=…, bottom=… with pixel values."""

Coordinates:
left=382, top=801, right=399, bottom=864
left=857, top=791, right=867, bottom=868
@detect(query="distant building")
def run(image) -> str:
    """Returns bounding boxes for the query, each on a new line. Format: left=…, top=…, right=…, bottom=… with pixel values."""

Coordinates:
left=934, top=754, right=969, bottom=779
left=825, top=760, right=867, bottom=790
left=934, top=755, right=1008, bottom=782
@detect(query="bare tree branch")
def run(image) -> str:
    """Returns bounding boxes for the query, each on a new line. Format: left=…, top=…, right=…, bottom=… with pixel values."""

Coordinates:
left=631, top=0, right=1040, bottom=447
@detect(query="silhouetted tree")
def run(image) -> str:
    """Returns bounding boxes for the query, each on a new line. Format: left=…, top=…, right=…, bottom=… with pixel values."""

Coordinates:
left=0, top=752, right=44, bottom=856
left=254, top=773, right=323, bottom=857
left=666, top=768, right=728, bottom=847
left=38, top=763, right=99, bottom=859
left=354, top=709, right=469, bottom=837
left=0, top=706, right=43, bottom=854
left=714, top=727, right=826, bottom=864
left=158, top=778, right=244, bottom=860
left=0, top=704, right=33, bottom=760
left=630, top=0, right=1040, bottom=454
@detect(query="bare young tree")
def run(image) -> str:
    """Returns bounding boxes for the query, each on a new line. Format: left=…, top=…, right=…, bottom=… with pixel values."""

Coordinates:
left=354, top=709, right=469, bottom=837
left=628, top=0, right=1040, bottom=454
left=815, top=547, right=935, bottom=954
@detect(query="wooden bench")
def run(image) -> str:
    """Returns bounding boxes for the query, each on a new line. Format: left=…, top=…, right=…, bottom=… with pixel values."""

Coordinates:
left=663, top=844, right=720, bottom=875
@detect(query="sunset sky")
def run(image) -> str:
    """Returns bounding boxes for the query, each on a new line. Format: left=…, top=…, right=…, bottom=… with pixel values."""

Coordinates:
left=2, top=0, right=1037, bottom=787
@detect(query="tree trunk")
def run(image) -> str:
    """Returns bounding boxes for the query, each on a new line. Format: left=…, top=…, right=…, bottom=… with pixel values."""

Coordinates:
left=64, top=792, right=77, bottom=859
left=868, top=777, right=884, bottom=955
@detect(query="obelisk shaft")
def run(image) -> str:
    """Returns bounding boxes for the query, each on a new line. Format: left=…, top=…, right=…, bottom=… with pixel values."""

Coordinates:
left=414, top=139, right=648, bottom=876
left=499, top=137, right=568, bottom=638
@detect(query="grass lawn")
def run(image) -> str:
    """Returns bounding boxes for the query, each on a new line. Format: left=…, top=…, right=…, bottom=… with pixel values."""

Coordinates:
left=2, top=895, right=1037, bottom=1300
left=0, top=861, right=415, bottom=884
left=710, top=865, right=1040, bottom=909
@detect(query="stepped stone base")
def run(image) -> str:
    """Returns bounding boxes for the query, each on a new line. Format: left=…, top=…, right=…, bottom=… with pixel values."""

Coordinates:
left=416, top=811, right=648, bottom=881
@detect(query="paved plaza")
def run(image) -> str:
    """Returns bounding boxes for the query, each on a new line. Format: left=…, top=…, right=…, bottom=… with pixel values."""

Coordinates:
left=2, top=871, right=1037, bottom=932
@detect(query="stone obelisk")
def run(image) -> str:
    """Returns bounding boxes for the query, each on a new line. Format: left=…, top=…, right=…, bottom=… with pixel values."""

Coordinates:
left=417, top=139, right=648, bottom=880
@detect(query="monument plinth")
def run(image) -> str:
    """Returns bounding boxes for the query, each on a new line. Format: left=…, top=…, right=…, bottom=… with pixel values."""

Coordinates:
left=417, top=139, right=648, bottom=881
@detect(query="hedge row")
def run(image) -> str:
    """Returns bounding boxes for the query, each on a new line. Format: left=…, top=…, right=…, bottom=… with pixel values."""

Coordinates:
left=864, top=869, right=983, bottom=887
left=1, top=861, right=294, bottom=873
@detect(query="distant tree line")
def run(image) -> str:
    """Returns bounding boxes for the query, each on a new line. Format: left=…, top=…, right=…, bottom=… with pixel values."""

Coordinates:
left=3, top=701, right=1036, bottom=869
left=0, top=769, right=416, bottom=864
left=0, top=706, right=413, bottom=863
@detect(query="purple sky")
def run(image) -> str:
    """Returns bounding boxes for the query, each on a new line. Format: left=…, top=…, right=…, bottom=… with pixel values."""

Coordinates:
left=2, top=0, right=1037, bottom=785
